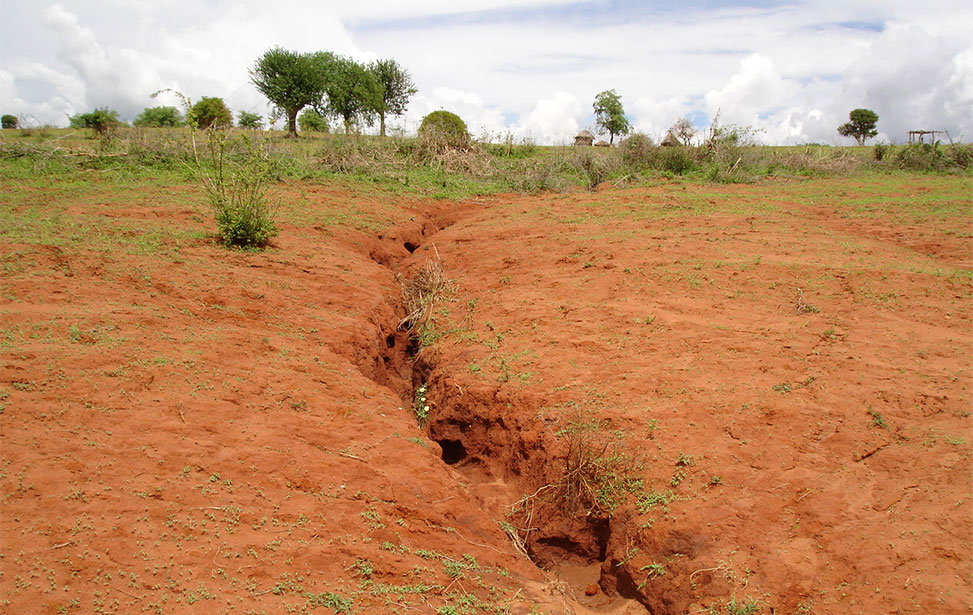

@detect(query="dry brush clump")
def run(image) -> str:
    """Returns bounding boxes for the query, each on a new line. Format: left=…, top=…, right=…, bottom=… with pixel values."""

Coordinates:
left=510, top=408, right=644, bottom=527
left=399, top=258, right=457, bottom=347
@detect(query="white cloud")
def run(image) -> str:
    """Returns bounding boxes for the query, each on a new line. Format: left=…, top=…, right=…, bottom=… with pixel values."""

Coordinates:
left=512, top=92, right=581, bottom=144
left=630, top=96, right=694, bottom=143
left=0, top=1, right=970, bottom=142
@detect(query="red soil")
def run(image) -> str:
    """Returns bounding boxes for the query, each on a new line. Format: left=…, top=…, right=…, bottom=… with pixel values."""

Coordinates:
left=1, top=176, right=970, bottom=614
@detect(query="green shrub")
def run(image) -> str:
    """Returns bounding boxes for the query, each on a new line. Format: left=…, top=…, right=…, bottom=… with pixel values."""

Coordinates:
left=944, top=143, right=973, bottom=169
left=894, top=143, right=946, bottom=172
left=298, top=108, right=329, bottom=133
left=657, top=146, right=697, bottom=175
left=619, top=132, right=653, bottom=166
left=237, top=111, right=263, bottom=130
left=418, top=110, right=470, bottom=150
left=69, top=107, right=122, bottom=135
left=195, top=129, right=278, bottom=248
left=188, top=97, right=232, bottom=130
left=1, top=114, right=17, bottom=129
left=133, top=106, right=184, bottom=127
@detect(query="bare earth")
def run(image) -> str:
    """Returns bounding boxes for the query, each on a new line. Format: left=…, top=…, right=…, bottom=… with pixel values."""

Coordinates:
left=2, top=174, right=970, bottom=614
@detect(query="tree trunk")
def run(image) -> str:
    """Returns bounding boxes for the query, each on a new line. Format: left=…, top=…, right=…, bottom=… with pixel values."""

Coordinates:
left=610, top=132, right=615, bottom=145
left=380, top=111, right=386, bottom=137
left=287, top=108, right=299, bottom=139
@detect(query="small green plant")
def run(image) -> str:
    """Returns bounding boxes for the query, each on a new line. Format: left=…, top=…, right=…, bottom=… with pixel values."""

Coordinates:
left=351, top=557, right=374, bottom=578
left=726, top=595, right=762, bottom=615
left=194, top=128, right=278, bottom=248
left=412, top=384, right=430, bottom=425
left=867, top=406, right=889, bottom=430
left=306, top=592, right=353, bottom=613
left=772, top=382, right=792, bottom=394
left=636, top=489, right=673, bottom=514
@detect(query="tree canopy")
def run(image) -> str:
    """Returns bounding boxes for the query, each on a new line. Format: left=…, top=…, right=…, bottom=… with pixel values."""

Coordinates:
left=2, top=114, right=18, bottom=129
left=188, top=97, right=232, bottom=129
left=134, top=106, right=184, bottom=127
left=369, top=59, right=417, bottom=137
left=323, top=56, right=383, bottom=133
left=837, top=108, right=879, bottom=146
left=670, top=117, right=696, bottom=146
left=250, top=48, right=331, bottom=138
left=593, top=90, right=630, bottom=145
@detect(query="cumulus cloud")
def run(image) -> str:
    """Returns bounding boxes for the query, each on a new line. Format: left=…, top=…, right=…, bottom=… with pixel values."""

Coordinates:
left=0, top=1, right=970, bottom=142
left=512, top=92, right=582, bottom=144
left=630, top=95, right=694, bottom=143
left=43, top=4, right=168, bottom=118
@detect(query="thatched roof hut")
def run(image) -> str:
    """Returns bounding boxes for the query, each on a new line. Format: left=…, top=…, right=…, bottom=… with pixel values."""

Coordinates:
left=661, top=131, right=681, bottom=147
left=574, top=130, right=594, bottom=146
left=594, top=140, right=610, bottom=147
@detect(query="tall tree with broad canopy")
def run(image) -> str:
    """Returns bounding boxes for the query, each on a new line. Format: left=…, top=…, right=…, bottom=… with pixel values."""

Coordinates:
left=369, top=59, right=417, bottom=137
left=250, top=47, right=331, bottom=138
left=593, top=89, right=630, bottom=145
left=323, top=56, right=383, bottom=134
left=837, top=108, right=879, bottom=146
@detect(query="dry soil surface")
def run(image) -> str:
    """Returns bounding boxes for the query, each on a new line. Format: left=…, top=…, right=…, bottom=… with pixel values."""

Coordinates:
left=2, top=175, right=970, bottom=615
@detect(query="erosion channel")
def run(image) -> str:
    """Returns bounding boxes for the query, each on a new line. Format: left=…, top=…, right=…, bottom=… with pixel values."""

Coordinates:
left=351, top=202, right=673, bottom=615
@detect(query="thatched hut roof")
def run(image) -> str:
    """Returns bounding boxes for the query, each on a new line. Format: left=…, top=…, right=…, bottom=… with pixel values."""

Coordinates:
left=574, top=130, right=594, bottom=146
left=661, top=131, right=681, bottom=147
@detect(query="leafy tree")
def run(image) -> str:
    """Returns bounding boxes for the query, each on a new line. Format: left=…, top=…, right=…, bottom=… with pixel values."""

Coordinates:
left=69, top=107, right=122, bottom=135
left=2, top=114, right=18, bottom=129
left=298, top=108, right=329, bottom=133
left=593, top=90, right=630, bottom=145
left=837, top=108, right=879, bottom=146
left=237, top=111, right=263, bottom=130
left=323, top=56, right=383, bottom=134
left=188, top=97, right=232, bottom=129
left=133, top=106, right=184, bottom=127
left=369, top=59, right=417, bottom=137
left=250, top=48, right=333, bottom=138
left=670, top=117, right=696, bottom=146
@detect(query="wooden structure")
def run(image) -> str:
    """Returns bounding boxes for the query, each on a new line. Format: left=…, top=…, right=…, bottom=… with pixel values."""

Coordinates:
left=908, top=130, right=944, bottom=144
left=574, top=130, right=594, bottom=146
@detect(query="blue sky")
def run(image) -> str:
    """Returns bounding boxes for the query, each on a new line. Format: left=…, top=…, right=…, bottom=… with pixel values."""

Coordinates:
left=1, top=1, right=971, bottom=144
